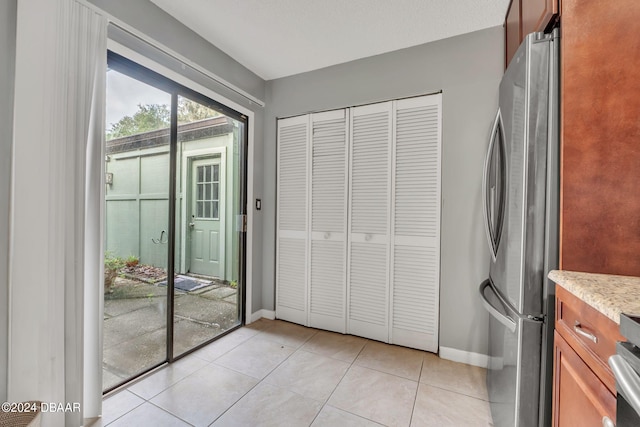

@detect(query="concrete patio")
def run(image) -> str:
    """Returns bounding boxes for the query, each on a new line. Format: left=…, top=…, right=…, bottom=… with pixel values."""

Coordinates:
left=103, top=277, right=239, bottom=391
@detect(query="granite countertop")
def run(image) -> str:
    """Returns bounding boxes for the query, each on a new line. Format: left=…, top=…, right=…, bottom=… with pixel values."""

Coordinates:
left=549, top=270, right=640, bottom=324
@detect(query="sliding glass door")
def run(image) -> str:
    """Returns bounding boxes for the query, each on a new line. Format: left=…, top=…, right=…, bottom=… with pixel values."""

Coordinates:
left=172, top=95, right=245, bottom=357
left=102, top=52, right=246, bottom=392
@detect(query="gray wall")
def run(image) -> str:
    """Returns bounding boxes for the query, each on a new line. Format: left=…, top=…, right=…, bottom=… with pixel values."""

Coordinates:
left=0, top=0, right=16, bottom=403
left=88, top=0, right=264, bottom=102
left=264, top=27, right=503, bottom=355
left=87, top=0, right=266, bottom=316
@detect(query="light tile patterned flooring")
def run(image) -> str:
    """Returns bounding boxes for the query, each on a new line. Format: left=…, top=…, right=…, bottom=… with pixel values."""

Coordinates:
left=99, top=319, right=493, bottom=426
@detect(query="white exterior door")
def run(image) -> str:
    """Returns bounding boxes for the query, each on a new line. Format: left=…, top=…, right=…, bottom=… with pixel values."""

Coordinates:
left=308, top=109, right=349, bottom=333
left=347, top=102, right=393, bottom=342
left=189, top=157, right=224, bottom=278
left=276, top=115, right=309, bottom=325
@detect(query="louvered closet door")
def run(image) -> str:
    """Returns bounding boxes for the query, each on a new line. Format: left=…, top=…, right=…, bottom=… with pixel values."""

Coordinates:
left=390, top=94, right=442, bottom=352
left=276, top=115, right=309, bottom=325
left=309, top=110, right=349, bottom=333
left=347, top=102, right=392, bottom=342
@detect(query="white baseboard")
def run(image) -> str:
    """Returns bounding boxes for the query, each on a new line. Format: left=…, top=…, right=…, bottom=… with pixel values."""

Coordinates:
left=248, top=309, right=276, bottom=323
left=439, top=346, right=489, bottom=368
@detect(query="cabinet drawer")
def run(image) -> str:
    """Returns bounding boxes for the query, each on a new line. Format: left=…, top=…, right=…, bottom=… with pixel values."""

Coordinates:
left=555, top=285, right=624, bottom=393
left=553, top=331, right=616, bottom=426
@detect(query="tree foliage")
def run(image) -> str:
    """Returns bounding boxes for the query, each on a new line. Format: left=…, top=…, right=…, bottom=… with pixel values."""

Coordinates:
left=107, top=104, right=170, bottom=140
left=178, top=100, right=220, bottom=125
left=107, top=98, right=221, bottom=140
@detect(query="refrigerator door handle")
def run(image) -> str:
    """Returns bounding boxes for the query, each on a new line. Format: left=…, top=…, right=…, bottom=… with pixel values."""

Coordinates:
left=482, top=109, right=505, bottom=260
left=609, top=355, right=640, bottom=417
left=479, top=279, right=517, bottom=333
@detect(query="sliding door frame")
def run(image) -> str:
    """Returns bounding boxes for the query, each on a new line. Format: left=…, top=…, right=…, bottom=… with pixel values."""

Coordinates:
left=104, top=50, right=250, bottom=392
left=107, top=40, right=255, bottom=325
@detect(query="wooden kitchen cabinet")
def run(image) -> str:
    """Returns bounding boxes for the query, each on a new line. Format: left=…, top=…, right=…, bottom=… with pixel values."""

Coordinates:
left=521, top=0, right=558, bottom=36
left=554, top=331, right=617, bottom=427
left=504, top=0, right=559, bottom=67
left=553, top=286, right=623, bottom=426
left=505, top=0, right=521, bottom=69
left=559, top=0, right=640, bottom=276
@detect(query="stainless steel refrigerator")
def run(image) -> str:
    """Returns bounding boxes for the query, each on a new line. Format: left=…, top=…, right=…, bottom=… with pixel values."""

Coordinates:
left=479, top=29, right=559, bottom=427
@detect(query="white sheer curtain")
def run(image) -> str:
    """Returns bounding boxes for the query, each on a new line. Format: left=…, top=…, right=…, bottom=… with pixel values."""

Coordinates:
left=10, top=0, right=106, bottom=425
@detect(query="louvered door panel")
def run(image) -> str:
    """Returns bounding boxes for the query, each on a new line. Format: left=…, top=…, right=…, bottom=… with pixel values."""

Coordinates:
left=390, top=94, right=442, bottom=352
left=310, top=240, right=344, bottom=329
left=349, top=242, right=388, bottom=329
left=348, top=102, right=392, bottom=342
left=309, top=110, right=348, bottom=332
left=276, top=115, right=308, bottom=325
left=278, top=238, right=307, bottom=311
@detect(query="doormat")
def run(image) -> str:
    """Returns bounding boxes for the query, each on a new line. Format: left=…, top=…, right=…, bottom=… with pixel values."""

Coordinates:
left=158, top=275, right=209, bottom=292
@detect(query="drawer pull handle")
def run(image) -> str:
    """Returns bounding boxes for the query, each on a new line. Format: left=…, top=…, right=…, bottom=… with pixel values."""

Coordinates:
left=574, top=321, right=598, bottom=343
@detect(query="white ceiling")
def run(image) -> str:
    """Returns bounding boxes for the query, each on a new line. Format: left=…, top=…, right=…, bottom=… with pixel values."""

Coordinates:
left=150, top=0, right=510, bottom=81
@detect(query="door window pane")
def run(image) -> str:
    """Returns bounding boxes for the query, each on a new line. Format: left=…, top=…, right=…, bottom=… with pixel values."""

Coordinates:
left=212, top=201, right=219, bottom=219
left=194, top=165, right=220, bottom=220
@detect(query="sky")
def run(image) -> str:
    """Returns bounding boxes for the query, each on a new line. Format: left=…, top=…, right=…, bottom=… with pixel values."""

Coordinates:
left=106, top=69, right=171, bottom=130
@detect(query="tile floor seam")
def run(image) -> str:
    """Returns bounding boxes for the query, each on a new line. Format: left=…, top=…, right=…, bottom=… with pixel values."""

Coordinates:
left=202, top=346, right=328, bottom=427
left=419, top=382, right=491, bottom=402
left=351, top=360, right=422, bottom=383
left=103, top=392, right=145, bottom=426
left=299, top=336, right=368, bottom=364
left=202, top=325, right=315, bottom=417
left=134, top=359, right=254, bottom=424
left=145, top=362, right=259, bottom=427
left=210, top=338, right=298, bottom=381
left=325, top=365, right=414, bottom=427
left=353, top=340, right=427, bottom=382
left=143, top=400, right=197, bottom=427
left=308, top=403, right=388, bottom=427
left=196, top=333, right=252, bottom=362
left=255, top=328, right=364, bottom=426
left=408, top=356, right=426, bottom=427
left=300, top=360, right=348, bottom=427
left=254, top=325, right=320, bottom=349
left=203, top=385, right=253, bottom=426
left=206, top=333, right=254, bottom=362
left=315, top=338, right=384, bottom=426
left=133, top=360, right=213, bottom=401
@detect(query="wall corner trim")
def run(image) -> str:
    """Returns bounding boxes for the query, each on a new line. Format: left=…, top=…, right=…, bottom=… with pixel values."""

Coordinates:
left=249, top=309, right=276, bottom=323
